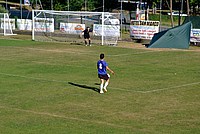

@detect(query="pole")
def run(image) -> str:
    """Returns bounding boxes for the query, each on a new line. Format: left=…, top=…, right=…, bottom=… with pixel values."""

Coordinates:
left=6, top=0, right=7, bottom=10
left=145, top=0, right=147, bottom=20
left=103, top=0, right=104, bottom=12
left=32, top=10, right=35, bottom=40
left=51, top=0, right=53, bottom=10
left=120, top=0, right=122, bottom=39
left=170, top=0, right=174, bottom=27
left=85, top=0, right=87, bottom=11
left=178, top=0, right=181, bottom=25
left=102, top=0, right=104, bottom=45
left=68, top=0, right=69, bottom=22
left=146, top=0, right=150, bottom=20
left=181, top=0, right=184, bottom=23
left=128, top=0, right=131, bottom=23
left=36, top=0, right=37, bottom=9
left=159, top=0, right=162, bottom=31
left=102, top=12, right=104, bottom=45
left=20, top=0, right=22, bottom=19
left=68, top=0, right=69, bottom=11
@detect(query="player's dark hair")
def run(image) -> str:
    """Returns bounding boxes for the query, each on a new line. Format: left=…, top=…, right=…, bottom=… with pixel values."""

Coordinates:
left=100, top=53, right=104, bottom=59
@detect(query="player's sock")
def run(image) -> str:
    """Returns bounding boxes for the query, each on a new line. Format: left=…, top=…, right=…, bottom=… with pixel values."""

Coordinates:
left=89, top=40, right=91, bottom=45
left=100, top=83, right=104, bottom=93
left=85, top=41, right=87, bottom=45
left=104, top=81, right=109, bottom=92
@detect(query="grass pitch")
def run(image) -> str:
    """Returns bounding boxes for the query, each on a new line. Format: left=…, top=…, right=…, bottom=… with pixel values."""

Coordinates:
left=0, top=38, right=200, bottom=133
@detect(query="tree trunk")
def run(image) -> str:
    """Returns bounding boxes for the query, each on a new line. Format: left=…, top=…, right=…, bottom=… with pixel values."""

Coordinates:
left=170, top=0, right=174, bottom=27
left=186, top=0, right=190, bottom=15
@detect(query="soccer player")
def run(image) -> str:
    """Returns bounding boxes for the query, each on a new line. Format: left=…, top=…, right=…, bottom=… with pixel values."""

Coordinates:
left=97, top=53, right=114, bottom=94
left=82, top=27, right=91, bottom=46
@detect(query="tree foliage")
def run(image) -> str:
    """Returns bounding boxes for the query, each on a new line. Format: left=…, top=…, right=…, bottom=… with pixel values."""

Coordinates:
left=38, top=0, right=100, bottom=11
left=0, top=4, right=8, bottom=13
left=3, top=0, right=200, bottom=14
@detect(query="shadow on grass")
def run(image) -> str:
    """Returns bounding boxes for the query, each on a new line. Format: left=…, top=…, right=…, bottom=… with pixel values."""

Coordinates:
left=94, top=83, right=100, bottom=85
left=68, top=82, right=99, bottom=93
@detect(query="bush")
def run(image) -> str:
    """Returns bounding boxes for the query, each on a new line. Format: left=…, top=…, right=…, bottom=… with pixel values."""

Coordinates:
left=0, top=5, right=8, bottom=13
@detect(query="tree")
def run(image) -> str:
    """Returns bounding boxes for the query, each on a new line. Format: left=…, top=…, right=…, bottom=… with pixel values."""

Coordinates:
left=0, top=4, right=8, bottom=13
left=170, top=0, right=174, bottom=27
left=186, top=0, right=190, bottom=15
left=190, top=0, right=199, bottom=15
left=5, top=0, right=199, bottom=15
left=39, top=0, right=99, bottom=11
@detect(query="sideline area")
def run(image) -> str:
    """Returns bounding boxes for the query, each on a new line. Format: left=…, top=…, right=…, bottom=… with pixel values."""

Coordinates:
left=1, top=34, right=200, bottom=52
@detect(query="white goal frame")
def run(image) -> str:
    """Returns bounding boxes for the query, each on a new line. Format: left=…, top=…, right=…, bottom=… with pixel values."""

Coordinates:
left=0, top=13, right=16, bottom=36
left=32, top=10, right=120, bottom=45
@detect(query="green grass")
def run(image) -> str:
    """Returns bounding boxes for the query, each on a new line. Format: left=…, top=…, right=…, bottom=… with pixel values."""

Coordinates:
left=0, top=38, right=200, bottom=133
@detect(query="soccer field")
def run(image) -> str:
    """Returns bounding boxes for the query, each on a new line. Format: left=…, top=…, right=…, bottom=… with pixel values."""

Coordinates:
left=0, top=38, right=200, bottom=133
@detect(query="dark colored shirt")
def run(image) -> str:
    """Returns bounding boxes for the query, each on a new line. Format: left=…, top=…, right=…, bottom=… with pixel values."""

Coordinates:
left=97, top=60, right=108, bottom=75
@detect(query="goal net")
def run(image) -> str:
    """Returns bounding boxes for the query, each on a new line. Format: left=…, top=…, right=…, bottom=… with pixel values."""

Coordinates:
left=32, top=10, right=120, bottom=45
left=0, top=13, right=15, bottom=36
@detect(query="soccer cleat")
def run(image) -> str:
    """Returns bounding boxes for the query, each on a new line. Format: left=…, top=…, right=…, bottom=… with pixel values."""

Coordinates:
left=100, top=90, right=104, bottom=94
left=104, top=88, right=107, bottom=93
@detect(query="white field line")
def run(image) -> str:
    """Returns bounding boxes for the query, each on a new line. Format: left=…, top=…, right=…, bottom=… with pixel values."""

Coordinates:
left=0, top=72, right=199, bottom=93
left=0, top=72, right=67, bottom=84
left=110, top=87, right=146, bottom=93
left=112, top=82, right=200, bottom=93
left=0, top=72, right=142, bottom=93
left=142, top=82, right=200, bottom=93
left=0, top=105, right=133, bottom=129
left=110, top=81, right=200, bottom=93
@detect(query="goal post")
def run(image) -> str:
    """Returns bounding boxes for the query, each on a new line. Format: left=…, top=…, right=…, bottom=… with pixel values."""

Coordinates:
left=32, top=10, right=120, bottom=45
left=0, top=13, right=16, bottom=36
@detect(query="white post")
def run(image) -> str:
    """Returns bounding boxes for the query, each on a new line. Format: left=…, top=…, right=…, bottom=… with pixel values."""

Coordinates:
left=3, top=14, right=5, bottom=35
left=102, top=0, right=104, bottom=45
left=120, top=0, right=122, bottom=39
left=102, top=12, right=104, bottom=45
left=7, top=13, right=12, bottom=35
left=32, top=10, right=35, bottom=40
left=159, top=0, right=162, bottom=31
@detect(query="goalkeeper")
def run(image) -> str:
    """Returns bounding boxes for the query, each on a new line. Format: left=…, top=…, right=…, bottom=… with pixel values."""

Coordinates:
left=81, top=27, right=92, bottom=46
